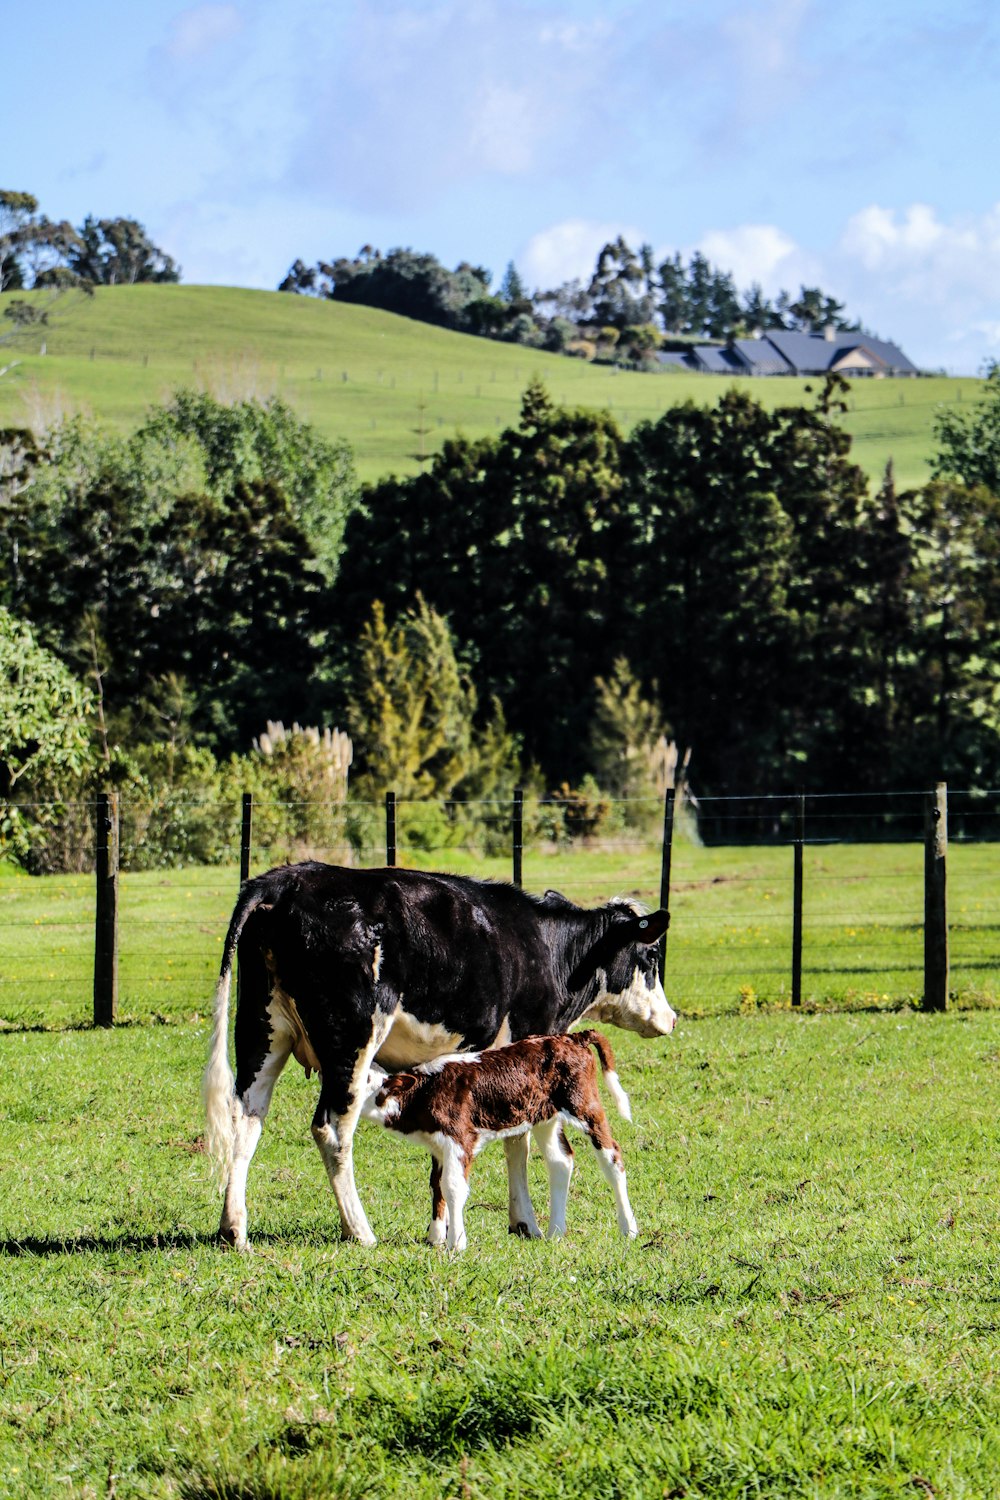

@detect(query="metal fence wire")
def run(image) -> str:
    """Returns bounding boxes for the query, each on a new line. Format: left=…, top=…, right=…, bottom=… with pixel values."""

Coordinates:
left=1, top=785, right=997, bottom=1030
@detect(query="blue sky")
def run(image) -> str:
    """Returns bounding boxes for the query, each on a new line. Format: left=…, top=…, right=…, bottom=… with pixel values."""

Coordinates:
left=8, top=0, right=999, bottom=372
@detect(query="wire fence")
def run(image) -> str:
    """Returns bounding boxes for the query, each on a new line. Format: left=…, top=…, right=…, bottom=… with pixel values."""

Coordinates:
left=1, top=786, right=998, bottom=1031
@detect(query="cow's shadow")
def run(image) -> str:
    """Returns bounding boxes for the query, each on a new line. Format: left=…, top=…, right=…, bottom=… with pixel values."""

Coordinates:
left=0, top=1228, right=296, bottom=1257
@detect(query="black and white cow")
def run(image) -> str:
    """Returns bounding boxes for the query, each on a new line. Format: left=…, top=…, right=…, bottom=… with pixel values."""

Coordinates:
left=203, top=861, right=673, bottom=1248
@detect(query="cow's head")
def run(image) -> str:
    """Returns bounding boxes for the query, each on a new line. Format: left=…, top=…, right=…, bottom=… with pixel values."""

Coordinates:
left=569, top=904, right=676, bottom=1037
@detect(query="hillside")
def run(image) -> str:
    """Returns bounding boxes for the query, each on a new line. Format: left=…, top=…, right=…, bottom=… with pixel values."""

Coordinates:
left=0, top=284, right=980, bottom=486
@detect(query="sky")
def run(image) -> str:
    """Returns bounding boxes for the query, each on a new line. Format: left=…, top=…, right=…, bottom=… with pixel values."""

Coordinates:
left=7, top=0, right=999, bottom=373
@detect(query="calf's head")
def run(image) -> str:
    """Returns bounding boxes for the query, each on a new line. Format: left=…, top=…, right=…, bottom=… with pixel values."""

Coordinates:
left=570, top=906, right=676, bottom=1037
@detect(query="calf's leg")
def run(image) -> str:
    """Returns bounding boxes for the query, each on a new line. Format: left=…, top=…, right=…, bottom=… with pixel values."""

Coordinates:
left=504, top=1134, right=542, bottom=1238
left=581, top=1107, right=638, bottom=1239
left=427, top=1160, right=449, bottom=1247
left=440, top=1140, right=472, bottom=1252
left=532, top=1118, right=574, bottom=1239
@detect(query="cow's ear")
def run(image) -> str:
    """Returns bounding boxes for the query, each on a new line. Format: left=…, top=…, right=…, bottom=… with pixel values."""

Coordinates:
left=631, top=908, right=669, bottom=945
left=542, top=888, right=572, bottom=907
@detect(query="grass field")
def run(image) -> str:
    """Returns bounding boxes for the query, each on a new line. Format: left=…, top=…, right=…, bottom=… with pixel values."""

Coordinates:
left=2, top=1008, right=1000, bottom=1497
left=3, top=845, right=1000, bottom=1496
left=2, top=839, right=998, bottom=1030
left=0, top=284, right=982, bottom=488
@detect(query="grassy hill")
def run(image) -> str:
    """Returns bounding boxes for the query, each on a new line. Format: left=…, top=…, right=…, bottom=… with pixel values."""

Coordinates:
left=0, top=283, right=980, bottom=487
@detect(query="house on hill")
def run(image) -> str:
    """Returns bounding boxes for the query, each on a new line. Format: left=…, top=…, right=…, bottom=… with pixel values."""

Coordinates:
left=659, top=327, right=919, bottom=377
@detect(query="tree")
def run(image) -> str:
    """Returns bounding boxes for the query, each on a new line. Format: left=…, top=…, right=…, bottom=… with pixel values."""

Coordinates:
left=0, top=607, right=95, bottom=863
left=136, top=389, right=358, bottom=584
left=277, top=259, right=319, bottom=295
left=336, top=380, right=634, bottom=778
left=589, top=658, right=670, bottom=807
left=500, top=261, right=528, bottom=305
left=657, top=253, right=689, bottom=334
left=346, top=595, right=477, bottom=800
left=932, top=361, right=1000, bottom=494
left=0, top=191, right=38, bottom=290
left=785, top=285, right=854, bottom=333
left=67, top=215, right=180, bottom=284
left=588, top=237, right=654, bottom=330
left=893, top=479, right=1000, bottom=785
left=2, top=409, right=332, bottom=751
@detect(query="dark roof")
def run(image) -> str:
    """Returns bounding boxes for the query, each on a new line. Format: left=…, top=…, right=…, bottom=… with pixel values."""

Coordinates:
left=731, top=338, right=792, bottom=375
left=656, top=331, right=919, bottom=377
left=692, top=345, right=744, bottom=375
left=761, top=330, right=838, bottom=374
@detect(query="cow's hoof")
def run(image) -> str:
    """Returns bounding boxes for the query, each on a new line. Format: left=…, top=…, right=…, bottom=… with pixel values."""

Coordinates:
left=340, top=1227, right=377, bottom=1247
left=509, top=1221, right=535, bottom=1239
left=217, top=1227, right=249, bottom=1251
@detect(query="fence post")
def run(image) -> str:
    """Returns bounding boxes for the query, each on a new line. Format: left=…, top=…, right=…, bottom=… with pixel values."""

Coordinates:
left=791, top=792, right=805, bottom=1007
left=658, top=787, right=675, bottom=982
left=923, top=782, right=949, bottom=1011
left=386, top=791, right=396, bottom=866
left=512, top=787, right=524, bottom=888
left=94, top=790, right=119, bottom=1027
left=240, top=792, right=253, bottom=886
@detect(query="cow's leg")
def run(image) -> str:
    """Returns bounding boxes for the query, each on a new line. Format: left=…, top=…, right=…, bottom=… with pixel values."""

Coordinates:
left=532, top=1119, right=575, bottom=1239
left=504, top=1134, right=542, bottom=1239
left=311, top=1009, right=395, bottom=1246
left=219, top=1013, right=293, bottom=1249
left=580, top=1109, right=638, bottom=1239
left=440, top=1141, right=471, bottom=1252
left=427, top=1160, right=449, bottom=1247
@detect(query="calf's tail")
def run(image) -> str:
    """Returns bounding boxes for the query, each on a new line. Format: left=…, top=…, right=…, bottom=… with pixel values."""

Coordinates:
left=575, top=1028, right=633, bottom=1122
left=201, top=881, right=269, bottom=1189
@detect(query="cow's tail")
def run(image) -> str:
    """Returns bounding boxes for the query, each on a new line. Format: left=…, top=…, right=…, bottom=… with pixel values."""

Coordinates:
left=202, top=880, right=269, bottom=1190
left=576, top=1028, right=633, bottom=1122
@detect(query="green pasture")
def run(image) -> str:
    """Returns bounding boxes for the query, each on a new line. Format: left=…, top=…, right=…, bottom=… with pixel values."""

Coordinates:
left=2, top=1007, right=1000, bottom=1497
left=1, top=840, right=997, bottom=1030
left=0, top=284, right=981, bottom=487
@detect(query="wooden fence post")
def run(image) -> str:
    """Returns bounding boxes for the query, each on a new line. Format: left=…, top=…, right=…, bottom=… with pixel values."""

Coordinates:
left=791, top=792, right=805, bottom=1007
left=658, top=787, right=675, bottom=982
left=94, top=790, right=119, bottom=1027
left=923, top=782, right=949, bottom=1011
left=239, top=792, right=253, bottom=886
left=512, top=787, right=524, bottom=889
left=386, top=791, right=396, bottom=867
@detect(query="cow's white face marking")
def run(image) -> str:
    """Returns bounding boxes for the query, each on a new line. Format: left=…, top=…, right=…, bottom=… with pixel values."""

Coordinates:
left=582, top=966, right=677, bottom=1037
left=375, top=1010, right=465, bottom=1068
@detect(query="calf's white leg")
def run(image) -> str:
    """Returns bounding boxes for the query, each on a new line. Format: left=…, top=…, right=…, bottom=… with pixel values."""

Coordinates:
left=532, top=1118, right=574, bottom=1239
left=504, top=1134, right=542, bottom=1238
left=592, top=1143, right=638, bottom=1239
left=440, top=1140, right=471, bottom=1252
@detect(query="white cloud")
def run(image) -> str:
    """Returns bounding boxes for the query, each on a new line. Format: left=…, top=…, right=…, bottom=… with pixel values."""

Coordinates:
left=519, top=219, right=646, bottom=292
left=162, top=4, right=244, bottom=61
left=694, top=223, right=814, bottom=294
left=841, top=202, right=1000, bottom=295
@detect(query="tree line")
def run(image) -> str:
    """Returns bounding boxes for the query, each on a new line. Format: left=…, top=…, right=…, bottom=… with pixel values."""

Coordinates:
left=2, top=369, right=999, bottom=870
left=278, top=236, right=859, bottom=367
left=0, top=189, right=179, bottom=299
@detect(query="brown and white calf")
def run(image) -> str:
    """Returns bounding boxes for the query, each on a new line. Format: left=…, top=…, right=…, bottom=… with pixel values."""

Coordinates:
left=360, top=1031, right=638, bottom=1251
